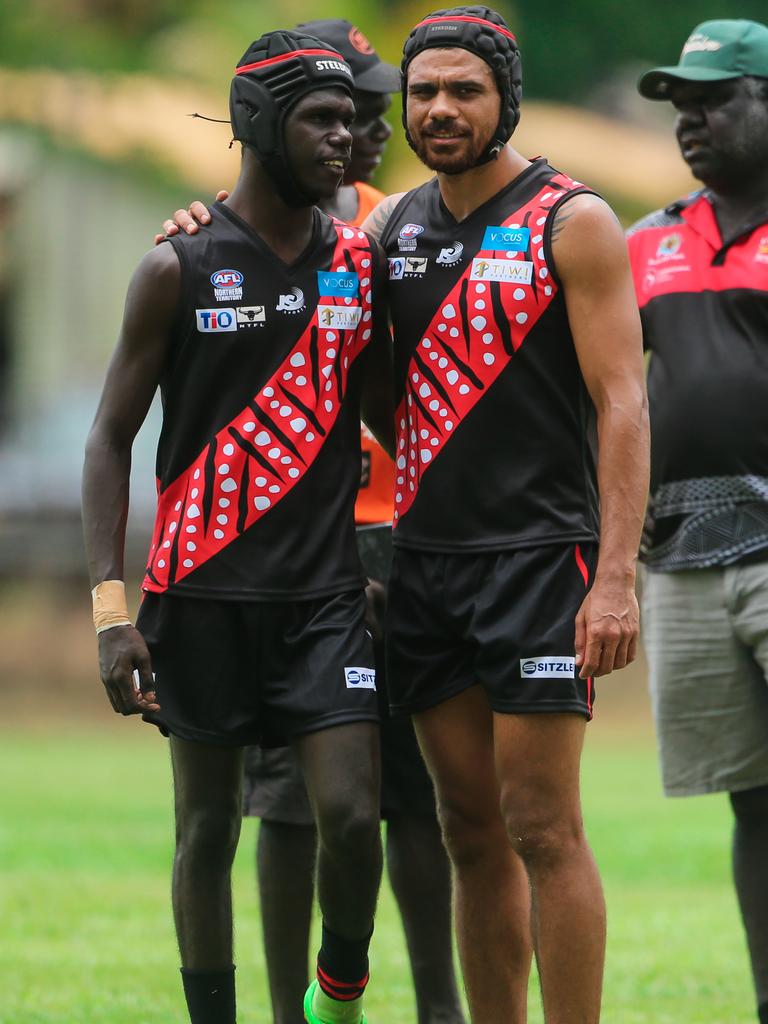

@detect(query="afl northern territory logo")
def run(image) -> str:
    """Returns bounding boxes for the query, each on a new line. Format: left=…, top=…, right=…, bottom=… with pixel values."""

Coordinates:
left=398, top=223, right=425, bottom=252
left=211, top=268, right=244, bottom=301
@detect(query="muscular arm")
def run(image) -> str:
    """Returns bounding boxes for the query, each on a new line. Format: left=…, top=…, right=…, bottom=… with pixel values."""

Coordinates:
left=82, top=242, right=180, bottom=712
left=551, top=194, right=650, bottom=678
left=352, top=200, right=408, bottom=456
left=156, top=190, right=406, bottom=245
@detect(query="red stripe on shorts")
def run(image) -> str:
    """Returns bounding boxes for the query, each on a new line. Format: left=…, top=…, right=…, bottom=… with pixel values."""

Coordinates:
left=574, top=543, right=589, bottom=587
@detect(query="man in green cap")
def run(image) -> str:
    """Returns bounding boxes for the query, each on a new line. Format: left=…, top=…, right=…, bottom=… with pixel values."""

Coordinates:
left=628, top=20, right=768, bottom=1024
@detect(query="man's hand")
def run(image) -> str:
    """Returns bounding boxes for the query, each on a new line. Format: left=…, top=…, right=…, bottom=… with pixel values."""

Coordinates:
left=153, top=190, right=230, bottom=245
left=574, top=578, right=639, bottom=678
left=97, top=625, right=160, bottom=715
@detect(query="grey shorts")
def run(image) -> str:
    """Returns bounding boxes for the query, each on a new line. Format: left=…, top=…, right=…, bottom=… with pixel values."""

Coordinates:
left=642, top=561, right=768, bottom=797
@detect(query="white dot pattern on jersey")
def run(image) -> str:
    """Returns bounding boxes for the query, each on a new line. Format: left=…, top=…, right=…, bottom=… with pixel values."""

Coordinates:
left=146, top=225, right=376, bottom=589
left=392, top=174, right=583, bottom=524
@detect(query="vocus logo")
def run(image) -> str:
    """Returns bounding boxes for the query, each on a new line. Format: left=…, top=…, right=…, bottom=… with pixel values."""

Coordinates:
left=317, top=271, right=359, bottom=297
left=482, top=225, right=531, bottom=251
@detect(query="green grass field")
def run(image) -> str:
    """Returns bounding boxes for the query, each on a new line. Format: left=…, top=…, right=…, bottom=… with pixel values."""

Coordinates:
left=0, top=722, right=754, bottom=1024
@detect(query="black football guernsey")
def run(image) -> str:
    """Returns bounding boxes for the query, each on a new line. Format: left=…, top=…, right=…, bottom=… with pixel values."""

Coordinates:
left=628, top=191, right=768, bottom=570
left=379, top=158, right=600, bottom=551
left=141, top=202, right=386, bottom=599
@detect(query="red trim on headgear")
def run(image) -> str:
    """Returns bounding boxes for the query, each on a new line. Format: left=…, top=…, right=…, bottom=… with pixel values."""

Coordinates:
left=235, top=48, right=348, bottom=75
left=414, top=15, right=516, bottom=42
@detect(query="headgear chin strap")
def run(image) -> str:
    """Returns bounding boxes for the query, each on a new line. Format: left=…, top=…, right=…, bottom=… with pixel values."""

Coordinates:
left=401, top=6, right=522, bottom=168
left=230, top=29, right=353, bottom=207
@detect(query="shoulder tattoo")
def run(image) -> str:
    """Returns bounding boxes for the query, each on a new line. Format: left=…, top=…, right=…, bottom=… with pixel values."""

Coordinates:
left=549, top=206, right=576, bottom=243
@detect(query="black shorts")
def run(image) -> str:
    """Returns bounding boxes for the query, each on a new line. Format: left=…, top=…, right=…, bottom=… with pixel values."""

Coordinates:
left=385, top=543, right=598, bottom=719
left=242, top=631, right=437, bottom=823
left=136, top=589, right=378, bottom=747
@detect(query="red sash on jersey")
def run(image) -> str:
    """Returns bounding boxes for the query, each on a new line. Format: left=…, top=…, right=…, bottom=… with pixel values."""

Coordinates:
left=143, top=223, right=376, bottom=591
left=393, top=173, right=583, bottom=526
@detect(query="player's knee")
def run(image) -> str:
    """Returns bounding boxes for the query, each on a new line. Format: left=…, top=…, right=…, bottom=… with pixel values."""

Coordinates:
left=314, top=790, right=380, bottom=857
left=500, top=794, right=583, bottom=868
left=438, top=798, right=501, bottom=868
left=730, top=784, right=768, bottom=825
left=176, top=800, right=242, bottom=871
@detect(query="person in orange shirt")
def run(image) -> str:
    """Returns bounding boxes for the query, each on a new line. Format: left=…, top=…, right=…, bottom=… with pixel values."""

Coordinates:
left=160, top=21, right=464, bottom=1024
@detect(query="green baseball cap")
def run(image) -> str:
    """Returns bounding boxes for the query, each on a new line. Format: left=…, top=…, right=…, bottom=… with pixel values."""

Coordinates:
left=638, top=19, right=768, bottom=100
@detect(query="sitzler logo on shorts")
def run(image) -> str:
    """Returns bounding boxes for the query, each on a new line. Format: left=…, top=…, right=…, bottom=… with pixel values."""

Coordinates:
left=520, top=657, right=575, bottom=679
left=344, top=666, right=376, bottom=690
left=470, top=258, right=533, bottom=284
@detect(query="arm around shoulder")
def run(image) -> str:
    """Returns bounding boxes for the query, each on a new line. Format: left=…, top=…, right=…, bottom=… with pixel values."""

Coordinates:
left=359, top=240, right=394, bottom=456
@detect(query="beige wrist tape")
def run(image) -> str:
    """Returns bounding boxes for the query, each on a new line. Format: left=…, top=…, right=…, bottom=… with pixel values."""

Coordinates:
left=92, top=579, right=132, bottom=634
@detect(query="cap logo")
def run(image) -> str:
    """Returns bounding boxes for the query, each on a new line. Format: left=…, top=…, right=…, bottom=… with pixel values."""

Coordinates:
left=349, top=26, right=374, bottom=55
left=681, top=33, right=723, bottom=57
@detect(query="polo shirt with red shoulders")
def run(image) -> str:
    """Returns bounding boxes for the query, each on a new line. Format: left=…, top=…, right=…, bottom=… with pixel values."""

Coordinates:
left=627, top=190, right=768, bottom=570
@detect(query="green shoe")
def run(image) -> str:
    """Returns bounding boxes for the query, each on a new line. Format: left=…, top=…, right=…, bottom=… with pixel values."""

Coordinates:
left=303, top=979, right=368, bottom=1024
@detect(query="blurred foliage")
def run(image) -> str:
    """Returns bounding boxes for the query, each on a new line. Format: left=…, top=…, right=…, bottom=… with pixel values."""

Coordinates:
left=518, top=0, right=768, bottom=99
left=1, top=0, right=767, bottom=99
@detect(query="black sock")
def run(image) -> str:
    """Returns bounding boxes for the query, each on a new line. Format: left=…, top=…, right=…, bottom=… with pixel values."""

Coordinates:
left=316, top=922, right=372, bottom=1001
left=758, top=1000, right=768, bottom=1024
left=180, top=966, right=236, bottom=1024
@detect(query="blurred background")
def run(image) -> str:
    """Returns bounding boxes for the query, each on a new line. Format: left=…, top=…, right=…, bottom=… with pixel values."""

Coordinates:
left=1, top=3, right=766, bottom=1020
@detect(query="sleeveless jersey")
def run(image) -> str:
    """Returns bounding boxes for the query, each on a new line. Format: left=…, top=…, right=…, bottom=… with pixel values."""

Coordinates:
left=380, top=158, right=600, bottom=551
left=141, top=202, right=384, bottom=599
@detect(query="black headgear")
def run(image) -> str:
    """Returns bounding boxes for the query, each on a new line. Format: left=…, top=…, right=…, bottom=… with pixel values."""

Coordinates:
left=401, top=6, right=522, bottom=166
left=230, top=29, right=354, bottom=207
